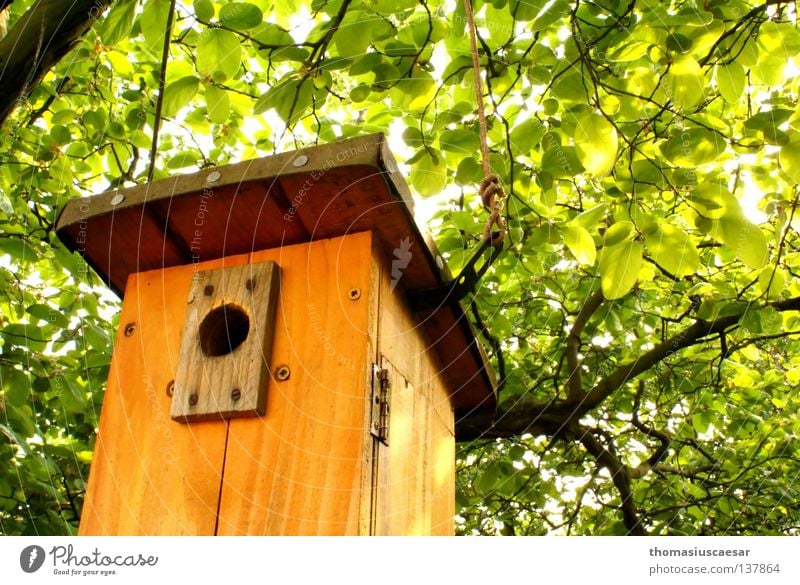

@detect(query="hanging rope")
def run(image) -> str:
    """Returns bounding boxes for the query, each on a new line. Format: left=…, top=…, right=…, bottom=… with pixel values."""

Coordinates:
left=462, top=0, right=506, bottom=245
left=148, top=0, right=178, bottom=183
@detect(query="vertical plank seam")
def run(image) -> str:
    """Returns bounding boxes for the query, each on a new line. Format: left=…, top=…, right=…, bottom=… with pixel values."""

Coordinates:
left=368, top=244, right=385, bottom=536
left=213, top=420, right=232, bottom=535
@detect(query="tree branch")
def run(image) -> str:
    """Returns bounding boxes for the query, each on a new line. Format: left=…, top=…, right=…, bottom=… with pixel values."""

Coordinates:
left=457, top=295, right=800, bottom=439
left=573, top=425, right=646, bottom=535
left=565, top=288, right=604, bottom=398
left=0, top=0, right=115, bottom=127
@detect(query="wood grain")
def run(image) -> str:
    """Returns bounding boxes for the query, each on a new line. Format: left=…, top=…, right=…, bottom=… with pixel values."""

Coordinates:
left=79, top=254, right=251, bottom=535
left=372, top=245, right=456, bottom=536
left=172, top=261, right=279, bottom=422
left=215, top=232, right=374, bottom=535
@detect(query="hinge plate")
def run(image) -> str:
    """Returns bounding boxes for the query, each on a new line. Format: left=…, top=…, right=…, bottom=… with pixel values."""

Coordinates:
left=370, top=364, right=391, bottom=444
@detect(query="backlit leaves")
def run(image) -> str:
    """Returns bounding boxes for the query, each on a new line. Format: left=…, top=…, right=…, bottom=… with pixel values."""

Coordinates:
left=196, top=29, right=241, bottom=81
left=599, top=240, right=643, bottom=300
left=573, top=113, right=618, bottom=178
left=1, top=0, right=799, bottom=539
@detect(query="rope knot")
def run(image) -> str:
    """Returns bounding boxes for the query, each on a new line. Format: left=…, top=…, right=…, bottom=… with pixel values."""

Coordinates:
left=479, top=174, right=503, bottom=209
left=479, top=175, right=506, bottom=245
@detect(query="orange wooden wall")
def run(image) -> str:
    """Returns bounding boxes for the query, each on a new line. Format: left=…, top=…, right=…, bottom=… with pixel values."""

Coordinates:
left=80, top=231, right=455, bottom=535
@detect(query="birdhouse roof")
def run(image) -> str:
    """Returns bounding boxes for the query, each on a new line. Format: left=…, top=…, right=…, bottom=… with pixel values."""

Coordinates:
left=55, top=133, right=496, bottom=411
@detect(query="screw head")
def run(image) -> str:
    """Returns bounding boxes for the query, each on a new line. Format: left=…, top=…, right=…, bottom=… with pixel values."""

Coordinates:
left=348, top=287, right=361, bottom=300
left=436, top=255, right=444, bottom=269
left=166, top=380, right=175, bottom=398
left=206, top=170, right=221, bottom=184
left=124, top=322, right=136, bottom=337
left=189, top=393, right=198, bottom=406
left=231, top=388, right=241, bottom=401
left=110, top=193, right=125, bottom=207
left=293, top=155, right=309, bottom=167
left=275, top=365, right=291, bottom=381
left=203, top=284, right=214, bottom=296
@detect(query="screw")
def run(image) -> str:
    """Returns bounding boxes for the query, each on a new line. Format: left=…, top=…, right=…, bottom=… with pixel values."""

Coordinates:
left=275, top=365, right=291, bottom=381
left=206, top=170, right=221, bottom=183
left=293, top=155, right=309, bottom=167
left=189, top=393, right=198, bottom=406
left=348, top=288, right=361, bottom=300
left=110, top=193, right=125, bottom=206
left=246, top=278, right=256, bottom=292
left=231, top=388, right=241, bottom=401
left=204, top=284, right=214, bottom=296
left=166, top=380, right=174, bottom=398
left=124, top=322, right=136, bottom=337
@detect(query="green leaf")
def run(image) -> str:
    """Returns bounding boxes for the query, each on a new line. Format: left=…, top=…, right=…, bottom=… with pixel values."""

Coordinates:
left=573, top=113, right=618, bottom=178
left=439, top=129, right=480, bottom=153
left=141, top=0, right=171, bottom=51
left=603, top=220, right=634, bottom=246
left=26, top=304, right=70, bottom=329
left=599, top=240, right=643, bottom=299
left=219, top=3, right=264, bottom=31
left=193, top=0, right=214, bottom=21
left=607, top=40, right=650, bottom=62
left=474, top=462, right=501, bottom=494
left=716, top=63, right=745, bottom=103
left=778, top=140, right=800, bottom=184
left=333, top=11, right=374, bottom=58
left=205, top=84, right=231, bottom=124
left=253, top=78, right=313, bottom=123
left=645, top=224, right=700, bottom=276
left=561, top=224, right=596, bottom=266
left=196, top=29, right=242, bottom=81
left=660, top=128, right=727, bottom=167
left=509, top=118, right=545, bottom=154
left=574, top=203, right=607, bottom=230
left=692, top=412, right=712, bottom=434
left=712, top=214, right=769, bottom=270
left=100, top=0, right=136, bottom=46
left=2, top=368, right=30, bottom=407
left=167, top=152, right=200, bottom=169
left=540, top=145, right=584, bottom=178
left=163, top=76, right=200, bottom=117
left=531, top=0, right=569, bottom=32
left=409, top=150, right=447, bottom=196
left=688, top=183, right=731, bottom=219
left=665, top=55, right=705, bottom=108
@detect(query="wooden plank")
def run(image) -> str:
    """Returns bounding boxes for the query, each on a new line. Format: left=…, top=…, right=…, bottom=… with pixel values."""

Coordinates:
left=79, top=256, right=250, bottom=534
left=215, top=232, right=374, bottom=535
left=372, top=245, right=456, bottom=536
left=151, top=181, right=310, bottom=263
left=172, top=261, right=279, bottom=422
left=57, top=205, right=187, bottom=295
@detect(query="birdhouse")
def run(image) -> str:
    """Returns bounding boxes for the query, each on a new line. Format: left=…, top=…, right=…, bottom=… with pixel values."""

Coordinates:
left=55, top=133, right=496, bottom=535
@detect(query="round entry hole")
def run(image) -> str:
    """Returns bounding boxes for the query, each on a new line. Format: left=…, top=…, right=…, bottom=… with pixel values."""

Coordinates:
left=199, top=304, right=250, bottom=357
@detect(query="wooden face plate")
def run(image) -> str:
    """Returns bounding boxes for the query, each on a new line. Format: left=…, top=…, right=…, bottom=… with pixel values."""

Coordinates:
left=172, top=261, right=279, bottom=422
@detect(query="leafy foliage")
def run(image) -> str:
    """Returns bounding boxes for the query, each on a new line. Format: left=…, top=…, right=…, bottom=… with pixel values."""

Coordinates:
left=2, top=0, right=800, bottom=535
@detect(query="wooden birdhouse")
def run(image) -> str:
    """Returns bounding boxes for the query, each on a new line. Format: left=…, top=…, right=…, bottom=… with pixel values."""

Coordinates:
left=55, top=133, right=496, bottom=535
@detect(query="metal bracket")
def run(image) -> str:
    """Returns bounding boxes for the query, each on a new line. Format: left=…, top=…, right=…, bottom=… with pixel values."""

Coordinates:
left=370, top=364, right=391, bottom=444
left=408, top=236, right=504, bottom=310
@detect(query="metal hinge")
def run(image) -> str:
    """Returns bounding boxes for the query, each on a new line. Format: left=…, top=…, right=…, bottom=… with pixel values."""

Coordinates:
left=370, top=364, right=391, bottom=444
